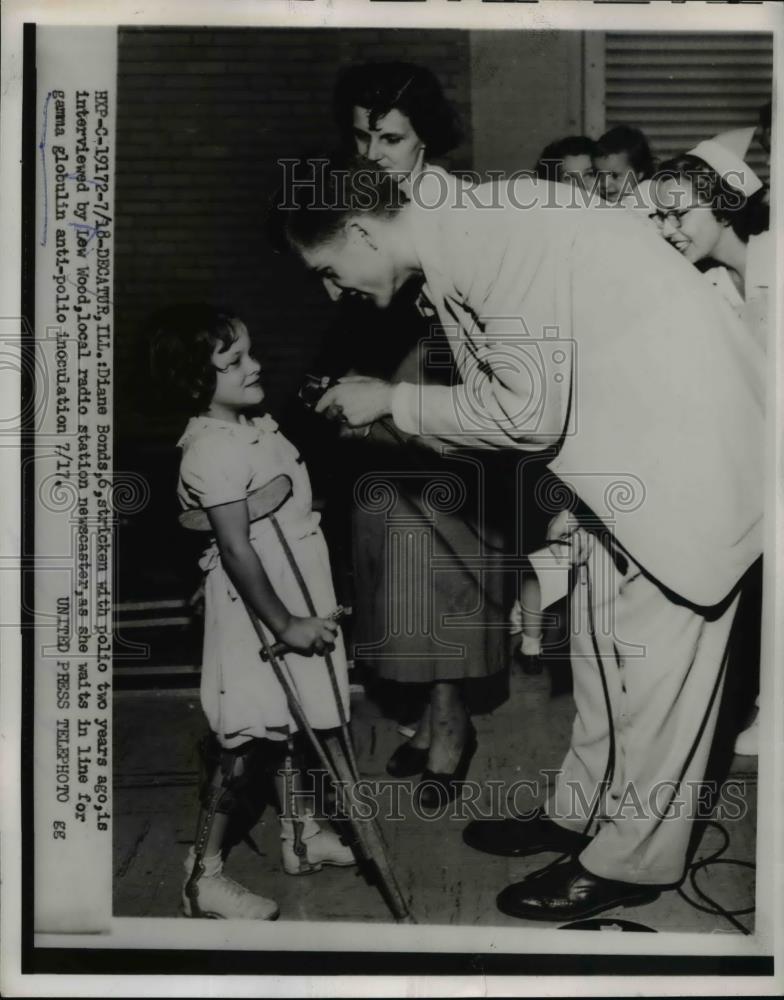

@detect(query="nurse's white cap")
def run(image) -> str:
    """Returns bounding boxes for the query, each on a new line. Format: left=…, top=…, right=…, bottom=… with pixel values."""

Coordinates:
left=688, top=126, right=762, bottom=197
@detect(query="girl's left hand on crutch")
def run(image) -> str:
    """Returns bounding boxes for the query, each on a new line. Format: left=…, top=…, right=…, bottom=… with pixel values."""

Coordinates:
left=279, top=615, right=338, bottom=657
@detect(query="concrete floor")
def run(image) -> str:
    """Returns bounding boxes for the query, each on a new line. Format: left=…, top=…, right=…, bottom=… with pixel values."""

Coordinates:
left=113, top=665, right=758, bottom=933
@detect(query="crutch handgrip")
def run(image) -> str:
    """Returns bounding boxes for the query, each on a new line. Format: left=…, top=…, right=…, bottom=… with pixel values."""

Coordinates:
left=259, top=605, right=349, bottom=661
left=260, top=640, right=289, bottom=661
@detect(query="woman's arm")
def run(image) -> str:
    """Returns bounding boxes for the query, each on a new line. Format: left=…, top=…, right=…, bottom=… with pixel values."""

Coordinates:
left=207, top=499, right=337, bottom=655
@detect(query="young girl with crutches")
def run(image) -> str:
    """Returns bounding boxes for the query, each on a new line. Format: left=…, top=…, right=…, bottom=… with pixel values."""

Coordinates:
left=151, top=303, right=355, bottom=920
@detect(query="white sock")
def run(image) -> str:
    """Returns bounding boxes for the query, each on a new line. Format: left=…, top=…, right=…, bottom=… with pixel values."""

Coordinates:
left=186, top=847, right=222, bottom=877
left=521, top=634, right=542, bottom=656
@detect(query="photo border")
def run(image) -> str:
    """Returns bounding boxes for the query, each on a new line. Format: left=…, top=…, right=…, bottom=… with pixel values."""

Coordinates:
left=2, top=1, right=782, bottom=996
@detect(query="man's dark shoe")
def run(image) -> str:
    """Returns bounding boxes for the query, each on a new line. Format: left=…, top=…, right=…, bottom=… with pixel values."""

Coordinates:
left=496, top=857, right=661, bottom=922
left=462, top=808, right=592, bottom=858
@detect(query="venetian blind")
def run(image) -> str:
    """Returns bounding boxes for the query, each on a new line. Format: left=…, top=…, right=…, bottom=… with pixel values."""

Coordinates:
left=601, top=32, right=773, bottom=182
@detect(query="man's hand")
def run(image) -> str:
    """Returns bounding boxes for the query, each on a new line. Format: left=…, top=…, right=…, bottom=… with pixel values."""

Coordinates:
left=315, top=376, right=394, bottom=427
left=546, top=510, right=594, bottom=566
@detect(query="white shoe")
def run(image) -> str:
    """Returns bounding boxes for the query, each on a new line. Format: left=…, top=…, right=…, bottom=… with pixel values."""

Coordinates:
left=182, top=850, right=279, bottom=919
left=280, top=815, right=356, bottom=875
left=734, top=714, right=759, bottom=756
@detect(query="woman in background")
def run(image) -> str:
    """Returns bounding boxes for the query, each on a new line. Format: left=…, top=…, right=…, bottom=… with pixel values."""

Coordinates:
left=534, top=135, right=599, bottom=192
left=325, top=62, right=509, bottom=805
left=653, top=132, right=770, bottom=350
left=653, top=130, right=770, bottom=755
left=594, top=124, right=657, bottom=218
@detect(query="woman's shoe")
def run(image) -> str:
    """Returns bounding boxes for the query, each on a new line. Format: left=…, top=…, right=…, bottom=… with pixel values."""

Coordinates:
left=386, top=740, right=430, bottom=778
left=519, top=651, right=543, bottom=675
left=415, top=725, right=478, bottom=810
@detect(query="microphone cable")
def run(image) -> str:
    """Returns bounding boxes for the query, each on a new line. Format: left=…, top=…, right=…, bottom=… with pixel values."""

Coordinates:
left=520, top=536, right=756, bottom=936
left=517, top=549, right=616, bottom=882
left=678, top=820, right=755, bottom=935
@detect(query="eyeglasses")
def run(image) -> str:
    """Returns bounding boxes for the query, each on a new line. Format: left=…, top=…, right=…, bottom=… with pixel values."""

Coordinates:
left=653, top=209, right=689, bottom=229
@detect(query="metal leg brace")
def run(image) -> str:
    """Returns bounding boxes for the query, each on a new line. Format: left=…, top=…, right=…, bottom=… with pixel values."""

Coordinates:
left=183, top=751, right=237, bottom=918
left=280, top=736, right=315, bottom=875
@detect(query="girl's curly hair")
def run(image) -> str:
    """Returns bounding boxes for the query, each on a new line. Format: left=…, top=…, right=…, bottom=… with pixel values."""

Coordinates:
left=149, top=303, right=239, bottom=413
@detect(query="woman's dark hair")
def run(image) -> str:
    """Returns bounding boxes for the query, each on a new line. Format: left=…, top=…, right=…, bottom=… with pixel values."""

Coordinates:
left=654, top=153, right=769, bottom=242
left=333, top=62, right=462, bottom=158
left=535, top=135, right=599, bottom=181
left=149, top=303, right=240, bottom=412
left=596, top=125, right=656, bottom=179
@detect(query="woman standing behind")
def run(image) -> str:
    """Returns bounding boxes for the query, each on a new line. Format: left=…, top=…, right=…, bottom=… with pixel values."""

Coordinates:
left=652, top=131, right=770, bottom=351
left=325, top=62, right=509, bottom=806
left=652, top=131, right=770, bottom=755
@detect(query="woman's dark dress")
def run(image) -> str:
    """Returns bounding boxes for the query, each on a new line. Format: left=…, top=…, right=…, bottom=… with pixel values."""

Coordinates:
left=326, top=280, right=510, bottom=685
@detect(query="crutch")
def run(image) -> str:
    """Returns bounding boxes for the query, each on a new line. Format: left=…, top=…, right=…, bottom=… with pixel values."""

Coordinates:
left=265, top=514, right=416, bottom=923
left=181, top=477, right=415, bottom=923
left=246, top=607, right=413, bottom=922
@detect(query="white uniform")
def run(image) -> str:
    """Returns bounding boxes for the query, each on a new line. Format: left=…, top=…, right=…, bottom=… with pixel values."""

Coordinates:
left=700, top=232, right=770, bottom=761
left=618, top=177, right=660, bottom=230
left=389, top=177, right=764, bottom=882
left=178, top=413, right=350, bottom=749
left=702, top=231, right=771, bottom=354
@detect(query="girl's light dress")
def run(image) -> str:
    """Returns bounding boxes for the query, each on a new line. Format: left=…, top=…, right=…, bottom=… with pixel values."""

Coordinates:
left=177, top=413, right=350, bottom=749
